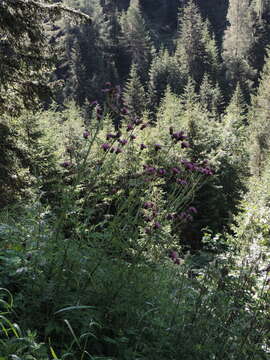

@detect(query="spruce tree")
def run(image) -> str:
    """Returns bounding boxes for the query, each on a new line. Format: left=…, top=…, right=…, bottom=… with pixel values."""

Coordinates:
left=222, top=0, right=257, bottom=92
left=119, top=0, right=154, bottom=80
left=249, top=48, right=270, bottom=176
left=123, top=63, right=147, bottom=118
left=0, top=0, right=90, bottom=115
left=148, top=48, right=183, bottom=106
left=176, top=0, right=216, bottom=85
left=199, top=73, right=223, bottom=118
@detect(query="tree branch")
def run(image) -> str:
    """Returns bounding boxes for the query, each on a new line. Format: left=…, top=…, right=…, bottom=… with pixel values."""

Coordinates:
left=7, top=0, right=91, bottom=23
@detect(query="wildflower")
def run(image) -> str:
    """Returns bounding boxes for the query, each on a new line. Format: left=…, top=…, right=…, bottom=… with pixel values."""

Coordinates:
left=140, top=143, right=147, bottom=150
left=143, top=201, right=154, bottom=209
left=157, top=168, right=166, bottom=176
left=127, top=123, right=134, bottom=131
left=189, top=206, right=197, bottom=214
left=121, top=107, right=129, bottom=115
left=61, top=161, right=71, bottom=168
left=181, top=141, right=190, bottom=149
left=153, top=221, right=161, bottom=230
left=83, top=130, right=90, bottom=139
left=101, top=143, right=110, bottom=151
left=130, top=134, right=137, bottom=141
left=134, top=118, right=143, bottom=126
left=140, top=123, right=148, bottom=130
left=106, top=133, right=115, bottom=140
left=115, top=147, right=123, bottom=154
left=118, top=139, right=128, bottom=146
left=169, top=251, right=178, bottom=260
left=176, top=179, right=188, bottom=185
left=144, top=166, right=156, bottom=175
left=171, top=167, right=180, bottom=175
left=154, top=144, right=162, bottom=151
left=178, top=212, right=187, bottom=220
left=172, top=131, right=187, bottom=142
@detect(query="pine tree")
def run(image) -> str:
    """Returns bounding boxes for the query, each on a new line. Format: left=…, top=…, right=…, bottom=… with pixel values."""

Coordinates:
left=222, top=0, right=257, bottom=92
left=123, top=63, right=147, bottom=118
left=119, top=0, right=154, bottom=80
left=249, top=48, right=270, bottom=176
left=175, top=0, right=214, bottom=85
left=199, top=73, right=223, bottom=117
left=148, top=48, right=183, bottom=106
left=222, top=83, right=247, bottom=156
left=0, top=0, right=90, bottom=115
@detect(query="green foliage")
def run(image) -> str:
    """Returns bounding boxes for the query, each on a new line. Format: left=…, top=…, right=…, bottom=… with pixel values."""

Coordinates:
left=119, top=0, right=155, bottom=80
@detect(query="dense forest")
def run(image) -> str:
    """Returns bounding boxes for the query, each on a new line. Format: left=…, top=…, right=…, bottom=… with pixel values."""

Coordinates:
left=0, top=0, right=270, bottom=358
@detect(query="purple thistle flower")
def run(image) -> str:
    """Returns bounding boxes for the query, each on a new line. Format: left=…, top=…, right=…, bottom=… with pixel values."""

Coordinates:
left=178, top=212, right=187, bottom=220
left=153, top=221, right=161, bottom=230
left=143, top=201, right=154, bottom=209
left=154, top=144, right=162, bottom=151
left=83, top=130, right=90, bottom=139
left=118, top=139, right=128, bottom=146
left=106, top=133, right=115, bottom=140
left=144, top=166, right=156, bottom=175
left=134, top=118, right=143, bottom=126
left=101, top=143, right=110, bottom=151
left=61, top=161, right=71, bottom=168
left=181, top=141, right=190, bottom=149
left=176, top=179, right=188, bottom=185
left=127, top=123, right=134, bottom=131
left=130, top=134, right=137, bottom=141
left=140, top=123, right=148, bottom=130
left=140, top=143, right=147, bottom=150
left=189, top=206, right=198, bottom=214
left=115, top=147, right=123, bottom=154
left=172, top=131, right=187, bottom=142
left=157, top=168, right=166, bottom=176
left=169, top=251, right=178, bottom=260
left=121, top=107, right=129, bottom=115
left=172, top=167, right=181, bottom=175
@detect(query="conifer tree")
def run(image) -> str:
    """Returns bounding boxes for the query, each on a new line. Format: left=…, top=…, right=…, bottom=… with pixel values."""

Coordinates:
left=199, top=74, right=223, bottom=117
left=119, top=0, right=154, bottom=80
left=176, top=0, right=217, bottom=85
left=249, top=48, right=270, bottom=176
left=148, top=48, right=183, bottom=107
left=0, top=0, right=90, bottom=115
left=222, top=0, right=257, bottom=92
left=123, top=63, right=147, bottom=118
left=221, top=83, right=247, bottom=157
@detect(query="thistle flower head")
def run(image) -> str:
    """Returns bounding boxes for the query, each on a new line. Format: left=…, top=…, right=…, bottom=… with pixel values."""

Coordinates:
left=101, top=143, right=110, bottom=151
left=83, top=130, right=90, bottom=139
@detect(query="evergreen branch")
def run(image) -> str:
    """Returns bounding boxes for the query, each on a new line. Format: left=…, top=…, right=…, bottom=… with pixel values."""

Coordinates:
left=6, top=0, right=91, bottom=23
